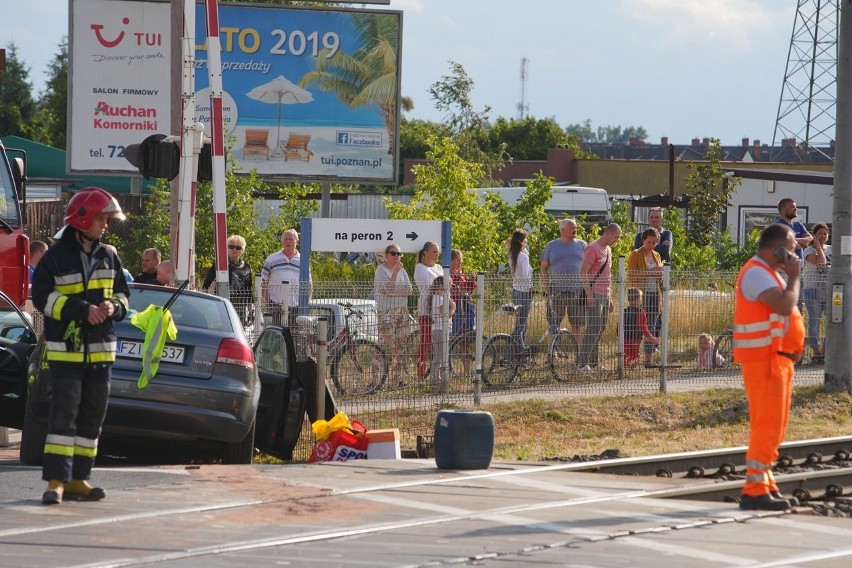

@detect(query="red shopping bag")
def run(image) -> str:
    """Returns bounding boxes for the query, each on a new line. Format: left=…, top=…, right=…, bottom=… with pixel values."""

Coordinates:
left=308, top=413, right=368, bottom=463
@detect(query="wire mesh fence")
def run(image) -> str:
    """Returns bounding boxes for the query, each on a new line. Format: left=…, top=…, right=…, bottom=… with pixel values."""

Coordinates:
left=17, top=260, right=831, bottom=462
left=252, top=261, right=828, bottom=461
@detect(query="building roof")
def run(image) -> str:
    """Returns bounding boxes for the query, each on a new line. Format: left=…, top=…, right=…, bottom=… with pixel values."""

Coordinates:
left=1, top=135, right=156, bottom=195
left=583, top=141, right=835, bottom=164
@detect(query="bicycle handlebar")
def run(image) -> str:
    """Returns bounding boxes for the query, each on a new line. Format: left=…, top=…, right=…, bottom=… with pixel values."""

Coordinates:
left=338, top=301, right=366, bottom=319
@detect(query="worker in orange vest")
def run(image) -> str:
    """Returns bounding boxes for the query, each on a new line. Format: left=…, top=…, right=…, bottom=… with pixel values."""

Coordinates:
left=733, top=223, right=805, bottom=511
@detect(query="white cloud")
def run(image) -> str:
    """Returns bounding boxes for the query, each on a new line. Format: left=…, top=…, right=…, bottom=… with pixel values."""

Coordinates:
left=388, top=0, right=424, bottom=11
left=621, top=0, right=790, bottom=50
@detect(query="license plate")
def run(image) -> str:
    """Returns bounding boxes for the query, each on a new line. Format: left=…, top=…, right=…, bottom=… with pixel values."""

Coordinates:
left=118, top=340, right=185, bottom=364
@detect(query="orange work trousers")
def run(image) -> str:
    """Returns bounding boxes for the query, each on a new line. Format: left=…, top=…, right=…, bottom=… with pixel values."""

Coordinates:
left=741, top=355, right=794, bottom=497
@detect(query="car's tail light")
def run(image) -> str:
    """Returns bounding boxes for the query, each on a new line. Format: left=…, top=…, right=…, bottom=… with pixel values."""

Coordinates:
left=216, top=338, right=255, bottom=369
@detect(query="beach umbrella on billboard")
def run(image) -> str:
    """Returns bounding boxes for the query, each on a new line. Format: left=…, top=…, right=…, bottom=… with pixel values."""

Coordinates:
left=246, top=75, right=314, bottom=149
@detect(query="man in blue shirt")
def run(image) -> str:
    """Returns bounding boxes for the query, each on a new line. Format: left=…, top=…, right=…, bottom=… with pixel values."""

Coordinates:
left=775, top=198, right=812, bottom=259
left=29, top=241, right=47, bottom=282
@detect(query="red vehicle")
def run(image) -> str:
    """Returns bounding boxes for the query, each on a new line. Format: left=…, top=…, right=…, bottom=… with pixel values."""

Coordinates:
left=0, top=138, right=30, bottom=307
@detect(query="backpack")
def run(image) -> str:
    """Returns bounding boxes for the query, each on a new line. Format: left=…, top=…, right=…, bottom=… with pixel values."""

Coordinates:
left=453, top=297, right=476, bottom=332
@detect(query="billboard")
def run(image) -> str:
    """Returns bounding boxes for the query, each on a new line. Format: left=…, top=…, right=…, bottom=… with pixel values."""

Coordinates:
left=69, top=0, right=402, bottom=184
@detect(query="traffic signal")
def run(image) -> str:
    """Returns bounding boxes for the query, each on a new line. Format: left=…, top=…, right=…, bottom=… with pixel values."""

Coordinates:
left=124, top=134, right=180, bottom=181
left=125, top=134, right=214, bottom=182
left=197, top=143, right=213, bottom=182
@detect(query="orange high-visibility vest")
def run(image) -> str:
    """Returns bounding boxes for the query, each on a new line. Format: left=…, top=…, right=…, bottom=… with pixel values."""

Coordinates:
left=732, top=258, right=789, bottom=363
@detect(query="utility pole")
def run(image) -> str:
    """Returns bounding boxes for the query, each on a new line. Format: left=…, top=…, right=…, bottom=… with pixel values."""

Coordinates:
left=516, top=57, right=529, bottom=120
left=824, top=0, right=852, bottom=393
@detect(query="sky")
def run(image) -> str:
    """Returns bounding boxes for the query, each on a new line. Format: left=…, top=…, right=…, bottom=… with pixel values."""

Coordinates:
left=2, top=0, right=800, bottom=146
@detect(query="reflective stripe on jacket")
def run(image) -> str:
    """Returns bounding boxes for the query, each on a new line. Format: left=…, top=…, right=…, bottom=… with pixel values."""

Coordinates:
left=732, top=258, right=789, bottom=363
left=32, top=230, right=130, bottom=365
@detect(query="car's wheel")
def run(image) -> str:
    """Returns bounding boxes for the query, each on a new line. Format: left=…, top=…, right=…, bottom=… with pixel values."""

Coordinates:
left=20, top=398, right=47, bottom=466
left=221, top=420, right=256, bottom=465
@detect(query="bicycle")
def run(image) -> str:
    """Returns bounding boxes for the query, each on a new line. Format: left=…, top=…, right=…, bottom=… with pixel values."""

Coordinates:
left=713, top=328, right=816, bottom=369
left=400, top=322, right=480, bottom=383
left=398, top=286, right=480, bottom=385
left=481, top=303, right=578, bottom=386
left=326, top=302, right=389, bottom=396
left=712, top=329, right=736, bottom=369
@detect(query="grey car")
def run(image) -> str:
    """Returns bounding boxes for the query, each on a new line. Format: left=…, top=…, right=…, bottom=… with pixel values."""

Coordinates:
left=0, top=284, right=307, bottom=464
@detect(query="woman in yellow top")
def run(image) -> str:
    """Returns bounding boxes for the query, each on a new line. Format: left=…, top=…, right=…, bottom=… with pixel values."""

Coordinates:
left=627, top=228, right=664, bottom=365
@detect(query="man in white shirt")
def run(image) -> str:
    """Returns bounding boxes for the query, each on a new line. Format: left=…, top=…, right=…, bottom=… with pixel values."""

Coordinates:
left=261, top=229, right=312, bottom=323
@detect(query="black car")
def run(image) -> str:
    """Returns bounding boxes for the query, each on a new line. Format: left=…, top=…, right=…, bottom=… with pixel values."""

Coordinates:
left=0, top=284, right=307, bottom=464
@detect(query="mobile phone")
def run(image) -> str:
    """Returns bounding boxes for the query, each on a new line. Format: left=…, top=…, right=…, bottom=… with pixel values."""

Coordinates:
left=774, top=247, right=791, bottom=263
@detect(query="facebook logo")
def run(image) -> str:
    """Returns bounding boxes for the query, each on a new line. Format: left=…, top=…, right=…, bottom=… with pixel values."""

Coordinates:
left=336, top=130, right=382, bottom=147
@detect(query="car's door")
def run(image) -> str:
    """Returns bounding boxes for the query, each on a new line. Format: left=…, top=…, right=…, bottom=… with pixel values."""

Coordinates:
left=0, top=290, right=38, bottom=429
left=253, top=325, right=305, bottom=460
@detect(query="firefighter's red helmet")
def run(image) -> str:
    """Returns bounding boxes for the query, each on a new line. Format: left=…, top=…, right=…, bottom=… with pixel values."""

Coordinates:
left=64, top=187, right=126, bottom=232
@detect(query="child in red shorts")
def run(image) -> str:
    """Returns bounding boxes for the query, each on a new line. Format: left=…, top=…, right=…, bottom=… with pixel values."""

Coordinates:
left=623, top=288, right=659, bottom=367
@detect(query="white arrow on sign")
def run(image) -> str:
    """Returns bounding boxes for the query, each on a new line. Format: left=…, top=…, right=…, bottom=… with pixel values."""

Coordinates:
left=311, top=218, right=444, bottom=253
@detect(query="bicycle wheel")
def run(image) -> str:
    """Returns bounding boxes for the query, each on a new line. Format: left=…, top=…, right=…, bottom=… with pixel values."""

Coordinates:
left=330, top=339, right=388, bottom=396
left=713, top=331, right=736, bottom=369
left=795, top=341, right=816, bottom=367
left=481, top=333, right=516, bottom=386
left=549, top=330, right=579, bottom=382
left=449, top=330, right=477, bottom=380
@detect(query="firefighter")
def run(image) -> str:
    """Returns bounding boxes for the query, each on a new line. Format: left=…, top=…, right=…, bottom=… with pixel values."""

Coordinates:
left=32, top=187, right=130, bottom=505
left=732, top=223, right=805, bottom=511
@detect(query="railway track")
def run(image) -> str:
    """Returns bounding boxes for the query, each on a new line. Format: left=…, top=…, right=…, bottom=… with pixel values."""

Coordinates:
left=549, top=434, right=852, bottom=511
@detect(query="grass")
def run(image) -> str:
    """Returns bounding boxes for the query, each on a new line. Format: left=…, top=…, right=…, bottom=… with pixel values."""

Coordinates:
left=256, top=385, right=852, bottom=464
left=486, top=385, right=852, bottom=461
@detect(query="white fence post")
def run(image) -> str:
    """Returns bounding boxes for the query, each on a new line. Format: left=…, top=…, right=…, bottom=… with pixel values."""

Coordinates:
left=617, top=256, right=626, bottom=380
left=474, top=272, right=484, bottom=406
left=659, top=264, right=671, bottom=393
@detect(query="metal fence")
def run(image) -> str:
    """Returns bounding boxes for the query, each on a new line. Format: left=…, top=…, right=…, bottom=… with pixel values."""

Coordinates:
left=253, top=261, right=827, bottom=461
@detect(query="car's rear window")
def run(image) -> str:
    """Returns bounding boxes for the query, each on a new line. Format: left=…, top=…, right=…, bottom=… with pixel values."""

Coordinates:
left=127, top=288, right=232, bottom=332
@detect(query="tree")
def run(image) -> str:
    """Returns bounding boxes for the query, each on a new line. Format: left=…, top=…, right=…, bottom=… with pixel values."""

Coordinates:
left=193, top=163, right=319, bottom=277
left=428, top=61, right=507, bottom=180
left=564, top=119, right=648, bottom=144
left=596, top=124, right=648, bottom=144
left=34, top=38, right=68, bottom=149
left=484, top=173, right=557, bottom=264
left=684, top=138, right=741, bottom=248
left=565, top=119, right=597, bottom=143
left=397, top=116, right=449, bottom=185
left=0, top=43, right=40, bottom=140
left=489, top=116, right=569, bottom=160
left=385, top=135, right=502, bottom=272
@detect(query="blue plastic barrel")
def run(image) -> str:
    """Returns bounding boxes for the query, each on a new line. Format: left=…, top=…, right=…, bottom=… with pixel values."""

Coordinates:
left=434, top=410, right=494, bottom=470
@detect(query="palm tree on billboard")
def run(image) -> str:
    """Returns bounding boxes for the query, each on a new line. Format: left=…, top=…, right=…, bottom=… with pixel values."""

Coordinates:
left=299, top=13, right=399, bottom=157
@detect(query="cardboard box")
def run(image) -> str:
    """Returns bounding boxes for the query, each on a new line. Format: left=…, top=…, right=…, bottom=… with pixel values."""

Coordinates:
left=366, top=428, right=401, bottom=460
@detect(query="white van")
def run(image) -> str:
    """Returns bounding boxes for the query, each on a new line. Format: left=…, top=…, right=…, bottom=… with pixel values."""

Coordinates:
left=476, top=185, right=611, bottom=224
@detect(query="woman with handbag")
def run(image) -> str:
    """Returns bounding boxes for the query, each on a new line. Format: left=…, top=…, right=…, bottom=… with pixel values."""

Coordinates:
left=374, top=244, right=413, bottom=386
left=803, top=223, right=831, bottom=362
left=627, top=227, right=664, bottom=366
